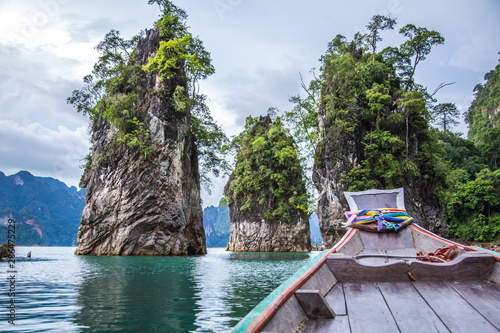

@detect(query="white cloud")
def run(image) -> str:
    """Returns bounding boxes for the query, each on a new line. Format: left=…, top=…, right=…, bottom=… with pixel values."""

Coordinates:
left=450, top=35, right=498, bottom=73
left=0, top=120, right=90, bottom=187
left=201, top=176, right=229, bottom=208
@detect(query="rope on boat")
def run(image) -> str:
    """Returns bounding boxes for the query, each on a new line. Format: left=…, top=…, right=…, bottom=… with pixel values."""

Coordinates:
left=416, top=244, right=458, bottom=263
left=343, top=208, right=413, bottom=232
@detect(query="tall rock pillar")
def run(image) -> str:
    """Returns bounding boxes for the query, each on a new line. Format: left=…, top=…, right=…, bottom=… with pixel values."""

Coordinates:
left=75, top=29, right=206, bottom=256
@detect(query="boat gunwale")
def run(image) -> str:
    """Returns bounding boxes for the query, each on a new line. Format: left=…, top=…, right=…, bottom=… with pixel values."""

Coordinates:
left=411, top=224, right=500, bottom=262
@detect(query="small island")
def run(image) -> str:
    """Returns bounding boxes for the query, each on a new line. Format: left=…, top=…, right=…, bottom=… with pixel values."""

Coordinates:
left=224, top=115, right=312, bottom=252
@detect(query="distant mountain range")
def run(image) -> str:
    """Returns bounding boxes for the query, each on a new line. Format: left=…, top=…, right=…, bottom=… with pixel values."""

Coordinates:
left=0, top=171, right=85, bottom=246
left=203, top=200, right=231, bottom=247
left=309, top=213, right=322, bottom=247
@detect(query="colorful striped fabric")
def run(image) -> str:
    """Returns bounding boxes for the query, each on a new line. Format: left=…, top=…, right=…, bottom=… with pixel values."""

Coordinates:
left=344, top=209, right=411, bottom=231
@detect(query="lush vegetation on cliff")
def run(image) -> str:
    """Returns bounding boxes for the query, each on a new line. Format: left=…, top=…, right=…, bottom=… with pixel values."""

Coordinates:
left=225, top=116, right=310, bottom=222
left=465, top=57, right=500, bottom=143
left=438, top=58, right=500, bottom=242
left=68, top=0, right=227, bottom=189
left=285, top=16, right=500, bottom=242
left=303, top=16, right=448, bottom=196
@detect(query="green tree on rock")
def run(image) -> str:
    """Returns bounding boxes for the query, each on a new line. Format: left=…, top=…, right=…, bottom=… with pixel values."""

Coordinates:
left=465, top=54, right=500, bottom=143
left=432, top=103, right=460, bottom=132
left=309, top=17, right=449, bottom=243
left=382, top=24, right=444, bottom=92
left=365, top=15, right=397, bottom=61
left=225, top=115, right=310, bottom=222
left=68, top=0, right=227, bottom=189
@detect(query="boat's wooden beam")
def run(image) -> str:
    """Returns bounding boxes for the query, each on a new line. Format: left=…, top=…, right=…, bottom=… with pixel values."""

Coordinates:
left=328, top=254, right=410, bottom=282
left=295, top=290, right=336, bottom=319
left=298, top=264, right=337, bottom=296
left=327, top=253, right=495, bottom=282
left=410, top=253, right=495, bottom=281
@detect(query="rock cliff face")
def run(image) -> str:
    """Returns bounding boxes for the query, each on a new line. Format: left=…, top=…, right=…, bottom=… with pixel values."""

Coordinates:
left=313, top=103, right=447, bottom=249
left=312, top=141, right=446, bottom=248
left=466, top=61, right=500, bottom=143
left=224, top=116, right=311, bottom=252
left=225, top=216, right=311, bottom=252
left=75, top=29, right=206, bottom=256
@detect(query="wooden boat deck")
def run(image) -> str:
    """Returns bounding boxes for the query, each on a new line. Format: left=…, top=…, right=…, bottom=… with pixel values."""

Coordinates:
left=302, top=280, right=500, bottom=333
left=235, top=190, right=500, bottom=333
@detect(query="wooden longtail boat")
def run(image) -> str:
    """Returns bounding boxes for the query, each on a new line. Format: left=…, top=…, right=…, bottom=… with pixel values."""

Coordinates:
left=233, top=188, right=500, bottom=333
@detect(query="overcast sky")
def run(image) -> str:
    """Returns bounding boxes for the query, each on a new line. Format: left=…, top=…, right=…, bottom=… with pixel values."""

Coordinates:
left=0, top=0, right=499, bottom=207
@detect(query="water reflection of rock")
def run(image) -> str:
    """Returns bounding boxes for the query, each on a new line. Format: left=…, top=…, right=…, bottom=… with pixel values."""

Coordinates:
left=73, top=256, right=198, bottom=332
left=192, top=251, right=233, bottom=332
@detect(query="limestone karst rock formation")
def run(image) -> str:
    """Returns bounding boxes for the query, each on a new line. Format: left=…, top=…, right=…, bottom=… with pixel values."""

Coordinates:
left=224, top=116, right=311, bottom=252
left=74, top=28, right=206, bottom=256
left=312, top=42, right=448, bottom=248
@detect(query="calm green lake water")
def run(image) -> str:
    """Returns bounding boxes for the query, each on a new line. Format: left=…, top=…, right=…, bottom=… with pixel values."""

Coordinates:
left=0, top=247, right=318, bottom=332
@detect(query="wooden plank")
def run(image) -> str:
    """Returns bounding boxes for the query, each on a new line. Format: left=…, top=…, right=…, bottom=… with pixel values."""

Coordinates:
left=301, top=316, right=350, bottom=333
left=328, top=255, right=411, bottom=282
left=488, top=261, right=500, bottom=284
left=358, top=227, right=414, bottom=250
left=261, top=294, right=307, bottom=333
left=409, top=253, right=495, bottom=281
left=329, top=253, right=495, bottom=283
left=413, top=281, right=499, bottom=333
left=450, top=281, right=500, bottom=330
left=378, top=282, right=450, bottom=333
left=336, top=232, right=364, bottom=256
left=299, top=264, right=337, bottom=296
left=325, top=282, right=347, bottom=316
left=410, top=226, right=453, bottom=254
left=343, top=282, right=399, bottom=333
left=295, top=290, right=336, bottom=319
left=357, top=247, right=419, bottom=257
left=354, top=248, right=419, bottom=266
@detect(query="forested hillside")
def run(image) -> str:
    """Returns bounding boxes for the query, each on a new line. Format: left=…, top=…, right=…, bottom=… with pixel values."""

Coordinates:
left=203, top=200, right=230, bottom=247
left=466, top=57, right=500, bottom=143
left=0, top=171, right=85, bottom=246
left=441, top=57, right=500, bottom=242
